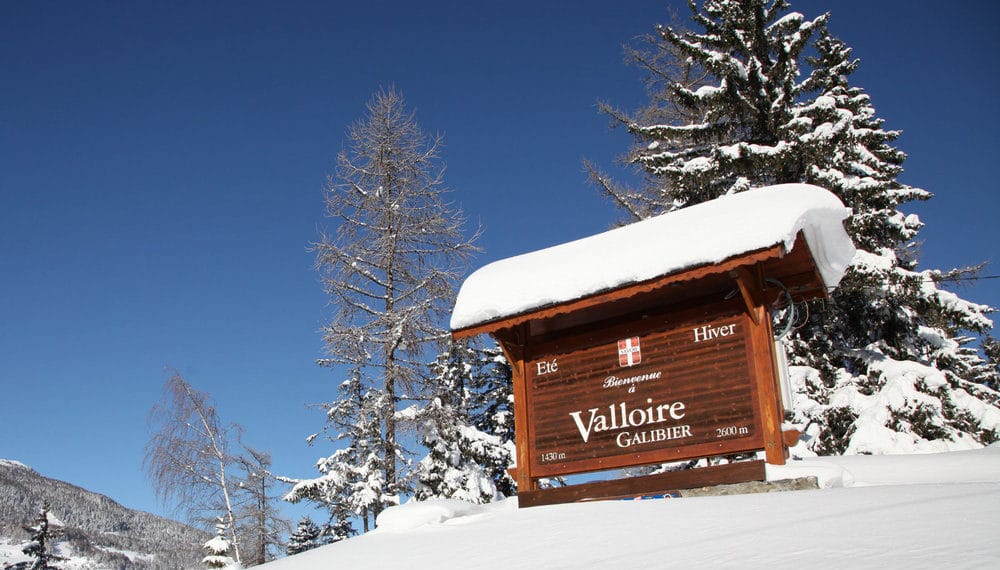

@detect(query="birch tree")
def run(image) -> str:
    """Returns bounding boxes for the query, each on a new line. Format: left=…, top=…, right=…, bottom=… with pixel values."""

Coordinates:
left=305, top=86, right=479, bottom=518
left=144, top=373, right=243, bottom=564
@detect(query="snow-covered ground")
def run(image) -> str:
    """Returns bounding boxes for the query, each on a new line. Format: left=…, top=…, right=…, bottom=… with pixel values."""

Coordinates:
left=0, top=539, right=97, bottom=569
left=262, top=446, right=1000, bottom=569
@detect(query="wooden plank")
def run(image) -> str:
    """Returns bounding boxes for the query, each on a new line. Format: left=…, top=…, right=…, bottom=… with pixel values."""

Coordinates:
left=518, top=460, right=766, bottom=508
left=524, top=297, right=747, bottom=361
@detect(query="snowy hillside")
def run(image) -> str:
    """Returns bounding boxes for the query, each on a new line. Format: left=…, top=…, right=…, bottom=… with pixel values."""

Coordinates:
left=262, top=447, right=1000, bottom=569
left=0, top=459, right=206, bottom=569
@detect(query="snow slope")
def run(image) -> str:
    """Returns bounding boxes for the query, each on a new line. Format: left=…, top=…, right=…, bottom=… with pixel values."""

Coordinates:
left=262, top=447, right=1000, bottom=569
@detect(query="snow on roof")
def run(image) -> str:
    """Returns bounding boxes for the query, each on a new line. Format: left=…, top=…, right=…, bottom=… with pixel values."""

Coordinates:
left=451, top=183, right=855, bottom=331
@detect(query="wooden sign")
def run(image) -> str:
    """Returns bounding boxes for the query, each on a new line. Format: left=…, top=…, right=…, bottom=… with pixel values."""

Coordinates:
left=526, top=307, right=763, bottom=478
left=452, top=187, right=855, bottom=506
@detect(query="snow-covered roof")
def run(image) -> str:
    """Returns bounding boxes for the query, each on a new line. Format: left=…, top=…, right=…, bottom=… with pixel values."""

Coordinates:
left=451, top=183, right=855, bottom=331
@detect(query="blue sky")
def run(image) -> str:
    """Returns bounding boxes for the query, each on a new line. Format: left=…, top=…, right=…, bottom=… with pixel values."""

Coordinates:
left=2, top=1, right=997, bottom=526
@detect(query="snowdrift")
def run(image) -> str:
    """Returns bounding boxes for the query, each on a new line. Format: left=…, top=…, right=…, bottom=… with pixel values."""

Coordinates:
left=262, top=446, right=1000, bottom=569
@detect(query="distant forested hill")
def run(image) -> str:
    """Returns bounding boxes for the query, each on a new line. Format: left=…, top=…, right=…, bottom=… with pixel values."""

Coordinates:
left=0, top=459, right=206, bottom=569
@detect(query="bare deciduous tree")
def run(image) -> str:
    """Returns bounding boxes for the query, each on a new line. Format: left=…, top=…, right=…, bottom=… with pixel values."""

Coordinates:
left=144, top=373, right=243, bottom=565
left=306, top=86, right=480, bottom=516
left=235, top=445, right=290, bottom=565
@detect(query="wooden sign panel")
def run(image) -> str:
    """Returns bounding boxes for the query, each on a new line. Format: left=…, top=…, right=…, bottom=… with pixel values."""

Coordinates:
left=526, top=309, right=764, bottom=478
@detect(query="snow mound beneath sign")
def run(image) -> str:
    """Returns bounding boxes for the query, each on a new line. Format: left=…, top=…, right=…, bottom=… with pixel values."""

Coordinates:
left=374, top=498, right=503, bottom=532
left=451, top=183, right=854, bottom=331
left=261, top=447, right=1000, bottom=570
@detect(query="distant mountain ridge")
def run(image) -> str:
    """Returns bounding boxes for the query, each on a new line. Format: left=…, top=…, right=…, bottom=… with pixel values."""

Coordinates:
left=0, top=459, right=206, bottom=569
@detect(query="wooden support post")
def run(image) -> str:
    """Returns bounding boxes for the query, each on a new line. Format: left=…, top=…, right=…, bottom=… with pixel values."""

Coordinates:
left=752, top=303, right=786, bottom=465
left=735, top=266, right=786, bottom=465
left=495, top=325, right=537, bottom=493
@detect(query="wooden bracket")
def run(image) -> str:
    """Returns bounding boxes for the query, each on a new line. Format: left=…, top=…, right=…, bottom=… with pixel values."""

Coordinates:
left=732, top=267, right=765, bottom=324
left=782, top=429, right=803, bottom=448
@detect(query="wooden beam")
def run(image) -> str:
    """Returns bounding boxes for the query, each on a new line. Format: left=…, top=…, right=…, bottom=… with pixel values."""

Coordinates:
left=729, top=265, right=766, bottom=325
left=518, top=461, right=766, bottom=508
left=745, top=303, right=786, bottom=465
left=494, top=325, right=537, bottom=493
left=732, top=268, right=762, bottom=325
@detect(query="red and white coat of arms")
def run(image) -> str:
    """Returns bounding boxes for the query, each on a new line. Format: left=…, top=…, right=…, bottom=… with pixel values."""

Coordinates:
left=617, top=337, right=641, bottom=367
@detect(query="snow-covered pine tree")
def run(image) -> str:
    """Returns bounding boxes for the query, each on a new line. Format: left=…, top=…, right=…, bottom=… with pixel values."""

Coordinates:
left=306, top=86, right=480, bottom=518
left=283, top=366, right=384, bottom=533
left=783, top=26, right=999, bottom=450
left=412, top=339, right=515, bottom=503
left=22, top=502, right=62, bottom=570
left=590, top=0, right=827, bottom=210
left=588, top=0, right=999, bottom=455
left=467, top=343, right=517, bottom=498
left=320, top=516, right=354, bottom=545
left=984, top=336, right=1000, bottom=390
left=285, top=517, right=322, bottom=556
left=202, top=521, right=236, bottom=569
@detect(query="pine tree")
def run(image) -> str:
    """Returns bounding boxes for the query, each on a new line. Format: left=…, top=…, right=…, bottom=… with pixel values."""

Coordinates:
left=285, top=517, right=322, bottom=556
left=781, top=25, right=997, bottom=449
left=202, top=521, right=236, bottom=569
left=283, top=366, right=385, bottom=533
left=22, top=503, right=62, bottom=570
left=413, top=340, right=515, bottom=503
left=983, top=336, right=1000, bottom=390
left=304, top=86, right=480, bottom=519
left=589, top=0, right=999, bottom=454
left=320, top=517, right=355, bottom=545
left=590, top=0, right=827, bottom=212
left=466, top=343, right=517, bottom=498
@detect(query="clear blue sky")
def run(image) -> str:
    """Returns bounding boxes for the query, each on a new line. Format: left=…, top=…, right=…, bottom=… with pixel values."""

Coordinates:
left=2, top=1, right=998, bottom=525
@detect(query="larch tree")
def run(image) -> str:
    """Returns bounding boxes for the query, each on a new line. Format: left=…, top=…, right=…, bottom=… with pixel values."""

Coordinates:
left=588, top=0, right=998, bottom=454
left=302, top=86, right=480, bottom=524
left=234, top=446, right=289, bottom=566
